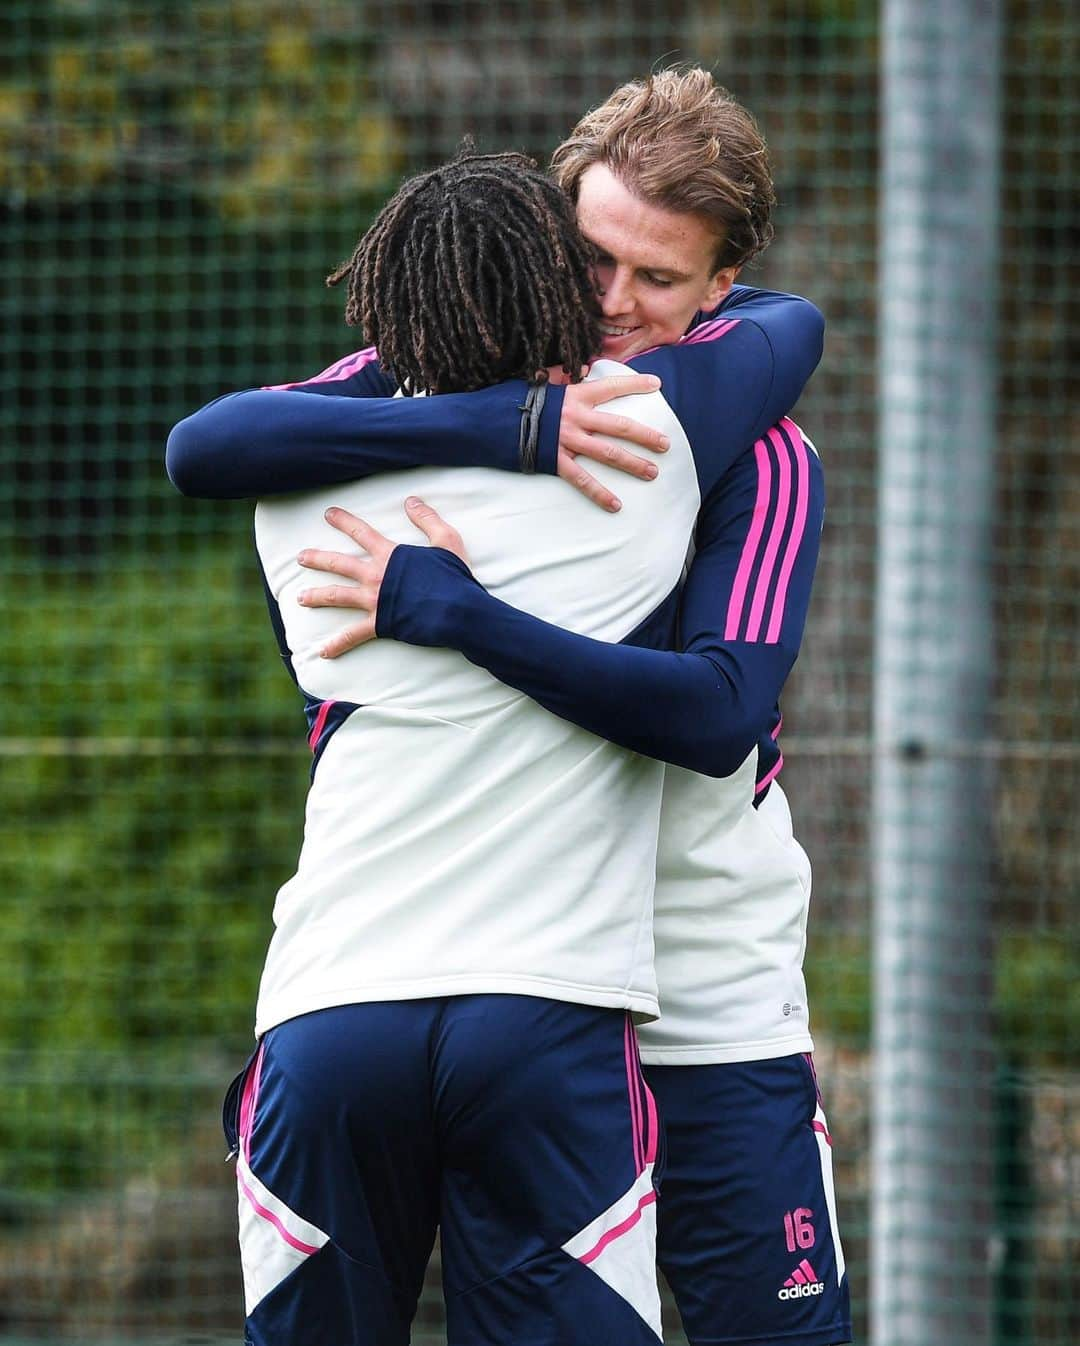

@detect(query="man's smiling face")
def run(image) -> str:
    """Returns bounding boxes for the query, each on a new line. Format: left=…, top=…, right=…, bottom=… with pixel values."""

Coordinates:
left=575, top=163, right=738, bottom=362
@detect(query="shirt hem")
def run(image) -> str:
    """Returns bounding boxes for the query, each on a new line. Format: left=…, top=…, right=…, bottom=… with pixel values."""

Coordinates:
left=256, top=975, right=659, bottom=1038
left=637, top=1032, right=814, bottom=1066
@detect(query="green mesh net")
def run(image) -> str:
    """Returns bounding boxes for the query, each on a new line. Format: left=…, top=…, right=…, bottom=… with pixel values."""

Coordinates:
left=1, top=2, right=1075, bottom=1341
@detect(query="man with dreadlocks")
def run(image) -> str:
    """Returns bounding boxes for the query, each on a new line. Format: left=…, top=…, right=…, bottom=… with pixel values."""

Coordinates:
left=169, top=73, right=844, bottom=1346
left=324, top=150, right=603, bottom=396
left=208, top=150, right=704, bottom=1346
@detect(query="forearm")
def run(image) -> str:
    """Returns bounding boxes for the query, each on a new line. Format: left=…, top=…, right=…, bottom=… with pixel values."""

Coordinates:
left=165, top=382, right=562, bottom=499
left=376, top=547, right=779, bottom=777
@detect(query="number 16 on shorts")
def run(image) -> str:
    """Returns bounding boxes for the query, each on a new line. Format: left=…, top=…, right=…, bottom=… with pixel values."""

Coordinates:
left=783, top=1207, right=815, bottom=1252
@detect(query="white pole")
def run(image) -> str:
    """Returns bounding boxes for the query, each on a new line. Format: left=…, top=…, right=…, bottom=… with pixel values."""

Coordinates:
left=873, top=2, right=1000, bottom=1343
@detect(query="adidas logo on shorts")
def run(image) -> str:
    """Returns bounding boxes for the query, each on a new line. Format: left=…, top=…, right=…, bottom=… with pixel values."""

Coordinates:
left=778, top=1258, right=825, bottom=1300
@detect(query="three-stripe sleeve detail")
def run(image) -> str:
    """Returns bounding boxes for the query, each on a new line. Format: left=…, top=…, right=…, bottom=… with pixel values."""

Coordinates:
left=725, top=418, right=812, bottom=644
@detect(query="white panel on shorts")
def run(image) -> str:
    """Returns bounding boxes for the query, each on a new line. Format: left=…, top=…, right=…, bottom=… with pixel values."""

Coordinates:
left=236, top=1151, right=330, bottom=1316
left=812, top=1101, right=847, bottom=1285
left=561, top=1164, right=662, bottom=1339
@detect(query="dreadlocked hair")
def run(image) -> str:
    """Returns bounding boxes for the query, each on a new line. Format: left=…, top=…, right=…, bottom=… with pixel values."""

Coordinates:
left=326, top=150, right=602, bottom=394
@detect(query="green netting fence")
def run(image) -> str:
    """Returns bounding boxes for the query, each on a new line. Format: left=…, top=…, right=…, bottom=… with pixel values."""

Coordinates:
left=1, top=1, right=1075, bottom=1342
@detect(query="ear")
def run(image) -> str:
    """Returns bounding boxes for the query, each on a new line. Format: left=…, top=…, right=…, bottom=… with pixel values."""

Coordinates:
left=701, top=266, right=738, bottom=311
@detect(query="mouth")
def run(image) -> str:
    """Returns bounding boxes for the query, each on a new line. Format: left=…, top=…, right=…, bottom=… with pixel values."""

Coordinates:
left=598, top=323, right=644, bottom=356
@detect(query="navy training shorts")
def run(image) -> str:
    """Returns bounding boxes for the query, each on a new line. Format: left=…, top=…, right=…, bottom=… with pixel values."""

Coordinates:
left=222, top=996, right=665, bottom=1346
left=646, top=1053, right=852, bottom=1346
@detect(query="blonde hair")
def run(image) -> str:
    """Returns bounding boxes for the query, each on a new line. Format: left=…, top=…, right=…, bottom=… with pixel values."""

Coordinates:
left=551, top=67, right=776, bottom=271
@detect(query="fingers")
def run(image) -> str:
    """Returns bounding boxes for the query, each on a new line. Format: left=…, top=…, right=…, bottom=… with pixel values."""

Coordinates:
left=295, top=500, right=466, bottom=661
left=318, top=618, right=377, bottom=659
left=583, top=408, right=669, bottom=455
left=562, top=377, right=669, bottom=455
left=556, top=450, right=621, bottom=513
left=296, top=546, right=371, bottom=580
left=323, top=506, right=394, bottom=558
left=565, top=425, right=662, bottom=477
left=297, top=581, right=379, bottom=610
left=585, top=373, right=663, bottom=405
left=404, top=496, right=469, bottom=565
left=297, top=578, right=379, bottom=659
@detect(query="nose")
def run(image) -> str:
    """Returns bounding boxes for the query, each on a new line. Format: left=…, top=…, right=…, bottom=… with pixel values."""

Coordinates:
left=597, top=266, right=633, bottom=318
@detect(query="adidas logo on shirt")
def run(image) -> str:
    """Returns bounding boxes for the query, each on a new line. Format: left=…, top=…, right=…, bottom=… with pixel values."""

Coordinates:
left=778, top=1258, right=825, bottom=1300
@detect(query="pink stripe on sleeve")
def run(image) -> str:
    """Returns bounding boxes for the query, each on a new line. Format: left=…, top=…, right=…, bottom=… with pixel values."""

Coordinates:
left=324, top=346, right=381, bottom=382
left=745, top=426, right=791, bottom=641
left=635, top=316, right=738, bottom=360
left=725, top=439, right=773, bottom=640
left=681, top=316, right=739, bottom=345
left=765, top=422, right=811, bottom=644
left=263, top=346, right=380, bottom=390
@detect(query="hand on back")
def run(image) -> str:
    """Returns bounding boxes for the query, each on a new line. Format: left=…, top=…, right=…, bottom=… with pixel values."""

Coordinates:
left=552, top=370, right=669, bottom=512
left=297, top=500, right=467, bottom=658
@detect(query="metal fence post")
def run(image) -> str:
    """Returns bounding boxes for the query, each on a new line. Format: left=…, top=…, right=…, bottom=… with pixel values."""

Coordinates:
left=873, top=1, right=1001, bottom=1342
